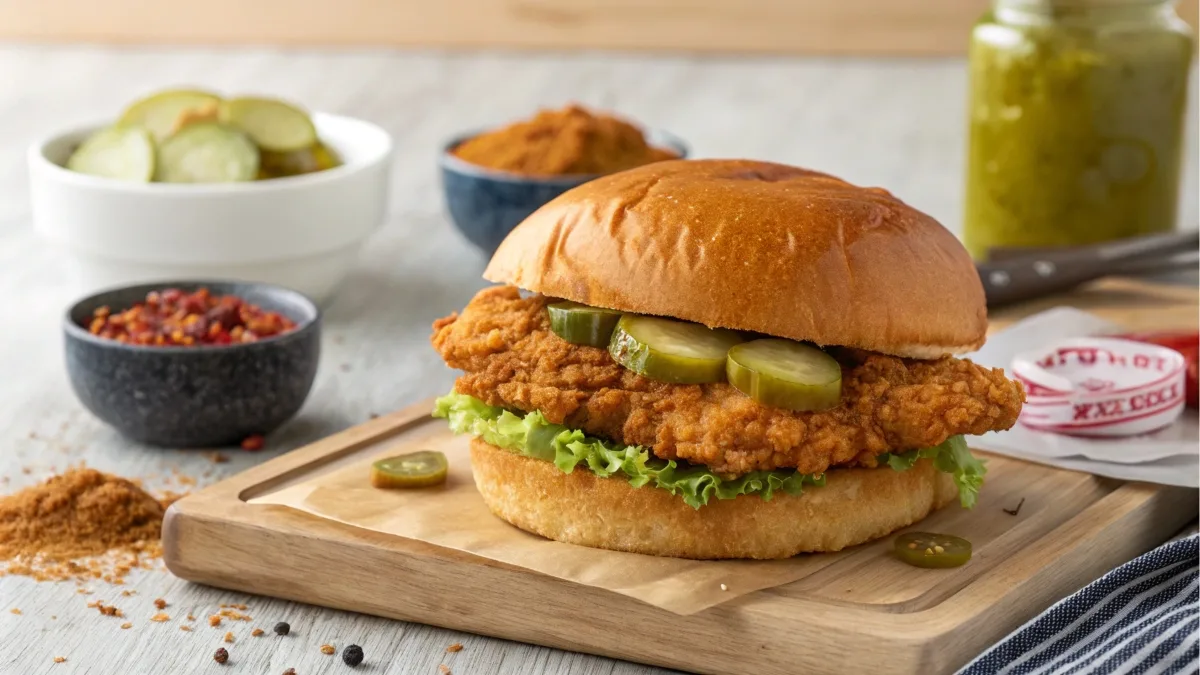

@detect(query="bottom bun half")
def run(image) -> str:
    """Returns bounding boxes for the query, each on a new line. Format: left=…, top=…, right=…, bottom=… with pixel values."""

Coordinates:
left=469, top=438, right=959, bottom=560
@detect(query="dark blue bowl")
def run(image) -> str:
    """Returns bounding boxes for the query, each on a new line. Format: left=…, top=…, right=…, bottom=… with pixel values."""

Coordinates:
left=63, top=280, right=321, bottom=448
left=440, top=129, right=688, bottom=256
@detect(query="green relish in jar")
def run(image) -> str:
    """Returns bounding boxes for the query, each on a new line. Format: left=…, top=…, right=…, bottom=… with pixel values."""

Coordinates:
left=963, top=0, right=1194, bottom=258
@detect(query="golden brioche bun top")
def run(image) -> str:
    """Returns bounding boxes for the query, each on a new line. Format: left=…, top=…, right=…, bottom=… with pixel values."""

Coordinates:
left=484, top=159, right=986, bottom=357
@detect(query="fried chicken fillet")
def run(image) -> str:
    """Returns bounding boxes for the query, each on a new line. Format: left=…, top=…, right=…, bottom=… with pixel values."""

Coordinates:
left=433, top=286, right=1025, bottom=478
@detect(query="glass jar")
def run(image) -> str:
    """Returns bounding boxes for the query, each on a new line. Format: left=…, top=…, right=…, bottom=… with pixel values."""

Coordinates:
left=963, top=0, right=1194, bottom=258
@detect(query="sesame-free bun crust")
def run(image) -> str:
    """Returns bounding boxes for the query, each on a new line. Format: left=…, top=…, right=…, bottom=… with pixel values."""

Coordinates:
left=484, top=159, right=986, bottom=358
left=470, top=439, right=959, bottom=559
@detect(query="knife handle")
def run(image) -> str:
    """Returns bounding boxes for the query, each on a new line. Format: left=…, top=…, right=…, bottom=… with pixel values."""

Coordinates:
left=978, top=231, right=1200, bottom=307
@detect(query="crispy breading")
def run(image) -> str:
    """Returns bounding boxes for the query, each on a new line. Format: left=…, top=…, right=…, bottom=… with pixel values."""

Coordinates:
left=432, top=286, right=1024, bottom=476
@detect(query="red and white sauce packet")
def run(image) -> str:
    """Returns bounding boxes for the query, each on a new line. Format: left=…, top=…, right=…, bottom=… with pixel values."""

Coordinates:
left=1012, top=338, right=1187, bottom=437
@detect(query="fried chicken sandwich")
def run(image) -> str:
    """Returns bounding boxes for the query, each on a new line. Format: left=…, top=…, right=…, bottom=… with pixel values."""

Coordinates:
left=432, top=159, right=1024, bottom=560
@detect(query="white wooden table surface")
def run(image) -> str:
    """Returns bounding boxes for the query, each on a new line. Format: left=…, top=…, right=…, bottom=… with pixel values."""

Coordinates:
left=0, top=45, right=1195, bottom=675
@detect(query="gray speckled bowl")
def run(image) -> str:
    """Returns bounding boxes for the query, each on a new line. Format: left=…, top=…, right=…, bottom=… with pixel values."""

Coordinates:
left=63, top=280, right=320, bottom=448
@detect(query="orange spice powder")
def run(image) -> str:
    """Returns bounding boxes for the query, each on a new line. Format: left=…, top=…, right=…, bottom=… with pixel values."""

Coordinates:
left=0, top=469, right=166, bottom=583
left=452, top=104, right=677, bottom=176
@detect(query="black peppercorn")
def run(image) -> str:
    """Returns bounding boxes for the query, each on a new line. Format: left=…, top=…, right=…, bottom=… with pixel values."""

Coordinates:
left=342, top=644, right=364, bottom=667
left=214, top=648, right=229, bottom=664
left=274, top=621, right=291, bottom=636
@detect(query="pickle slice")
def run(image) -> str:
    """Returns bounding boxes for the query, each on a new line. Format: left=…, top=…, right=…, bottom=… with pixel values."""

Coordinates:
left=118, top=89, right=223, bottom=141
left=169, top=101, right=220, bottom=135
left=371, top=450, right=449, bottom=489
left=221, top=97, right=318, bottom=152
left=608, top=315, right=743, bottom=384
left=548, top=302, right=622, bottom=347
left=155, top=122, right=259, bottom=183
left=312, top=142, right=341, bottom=170
left=894, top=532, right=972, bottom=569
left=66, top=126, right=155, bottom=182
left=259, top=142, right=341, bottom=179
left=726, top=339, right=842, bottom=411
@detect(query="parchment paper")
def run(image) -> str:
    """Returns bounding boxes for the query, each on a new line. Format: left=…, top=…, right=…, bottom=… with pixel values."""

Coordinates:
left=249, top=432, right=837, bottom=615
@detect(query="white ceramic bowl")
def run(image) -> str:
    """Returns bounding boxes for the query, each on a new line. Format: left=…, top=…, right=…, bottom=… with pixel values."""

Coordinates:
left=29, top=112, right=393, bottom=304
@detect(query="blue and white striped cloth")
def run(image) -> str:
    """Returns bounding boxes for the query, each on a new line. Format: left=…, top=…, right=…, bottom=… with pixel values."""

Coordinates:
left=960, top=534, right=1199, bottom=675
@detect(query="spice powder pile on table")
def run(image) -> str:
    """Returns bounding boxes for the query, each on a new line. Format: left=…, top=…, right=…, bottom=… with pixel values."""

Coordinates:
left=0, top=468, right=170, bottom=583
left=451, top=104, right=678, bottom=176
left=87, top=287, right=297, bottom=346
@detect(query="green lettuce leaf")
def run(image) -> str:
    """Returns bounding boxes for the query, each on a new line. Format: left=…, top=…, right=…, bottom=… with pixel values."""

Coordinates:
left=434, top=392, right=984, bottom=510
left=433, top=392, right=824, bottom=509
left=878, top=435, right=986, bottom=509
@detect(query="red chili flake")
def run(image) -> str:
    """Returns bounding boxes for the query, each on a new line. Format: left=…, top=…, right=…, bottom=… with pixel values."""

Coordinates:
left=86, top=287, right=297, bottom=347
left=240, top=435, right=265, bottom=452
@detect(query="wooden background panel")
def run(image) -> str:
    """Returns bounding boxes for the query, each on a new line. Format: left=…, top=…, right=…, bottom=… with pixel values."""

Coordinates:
left=0, top=0, right=1194, bottom=56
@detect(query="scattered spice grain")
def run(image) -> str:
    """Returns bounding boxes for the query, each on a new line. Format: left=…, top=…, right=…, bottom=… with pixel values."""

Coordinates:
left=342, top=644, right=364, bottom=667
left=251, top=628, right=265, bottom=637
left=446, top=643, right=463, bottom=653
left=53, top=657, right=66, bottom=663
left=150, top=612, right=169, bottom=622
left=213, top=647, right=229, bottom=664
left=282, top=669, right=296, bottom=675
left=95, top=602, right=123, bottom=617
left=153, top=598, right=167, bottom=610
left=219, top=608, right=251, bottom=621
left=209, top=615, right=222, bottom=627
left=273, top=621, right=290, bottom=636
left=224, top=631, right=235, bottom=643
left=180, top=626, right=193, bottom=632
left=439, top=665, right=452, bottom=675
left=240, top=435, right=265, bottom=451
left=9, top=608, right=20, bottom=615
left=320, top=644, right=335, bottom=655
left=120, top=622, right=132, bottom=629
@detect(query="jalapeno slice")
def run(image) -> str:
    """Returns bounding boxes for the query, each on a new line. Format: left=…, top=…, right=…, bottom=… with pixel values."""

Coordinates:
left=370, top=450, right=449, bottom=489
left=548, top=302, right=622, bottom=347
left=726, top=339, right=842, bottom=411
left=608, top=315, right=743, bottom=384
left=894, top=532, right=972, bottom=568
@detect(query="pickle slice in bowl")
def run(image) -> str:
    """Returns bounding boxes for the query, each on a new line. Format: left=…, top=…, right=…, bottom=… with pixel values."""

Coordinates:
left=548, top=302, right=622, bottom=347
left=66, top=126, right=156, bottom=182
left=259, top=142, right=341, bottom=179
left=312, top=142, right=341, bottom=171
left=371, top=450, right=449, bottom=489
left=609, top=315, right=743, bottom=384
left=155, top=123, right=259, bottom=183
left=259, top=148, right=319, bottom=179
left=726, top=339, right=841, bottom=411
left=118, top=89, right=223, bottom=141
left=221, top=97, right=318, bottom=152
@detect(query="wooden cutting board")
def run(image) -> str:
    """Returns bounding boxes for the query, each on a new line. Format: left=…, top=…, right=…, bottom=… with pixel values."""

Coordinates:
left=163, top=277, right=1199, bottom=675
